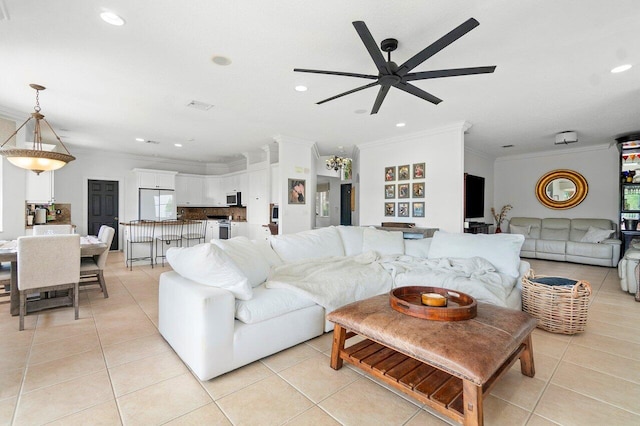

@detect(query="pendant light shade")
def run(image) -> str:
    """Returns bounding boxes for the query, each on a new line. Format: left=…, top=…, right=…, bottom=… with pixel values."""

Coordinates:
left=0, top=84, right=75, bottom=174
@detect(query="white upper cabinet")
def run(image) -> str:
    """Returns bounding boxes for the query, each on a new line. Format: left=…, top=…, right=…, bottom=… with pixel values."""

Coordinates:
left=134, top=169, right=177, bottom=190
left=203, top=176, right=224, bottom=206
left=26, top=170, right=54, bottom=203
left=176, top=174, right=204, bottom=205
left=247, top=167, right=269, bottom=224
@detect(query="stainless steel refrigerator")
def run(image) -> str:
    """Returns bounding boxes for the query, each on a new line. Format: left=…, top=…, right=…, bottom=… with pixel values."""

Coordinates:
left=139, top=189, right=177, bottom=221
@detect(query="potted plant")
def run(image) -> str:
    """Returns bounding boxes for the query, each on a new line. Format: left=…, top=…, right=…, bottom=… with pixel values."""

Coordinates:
left=491, top=205, right=512, bottom=233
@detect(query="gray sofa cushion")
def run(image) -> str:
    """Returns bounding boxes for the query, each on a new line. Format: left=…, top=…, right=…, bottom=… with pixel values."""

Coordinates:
left=569, top=218, right=616, bottom=242
left=536, top=239, right=566, bottom=255
left=509, top=217, right=541, bottom=239
left=540, top=218, right=570, bottom=241
left=566, top=241, right=614, bottom=258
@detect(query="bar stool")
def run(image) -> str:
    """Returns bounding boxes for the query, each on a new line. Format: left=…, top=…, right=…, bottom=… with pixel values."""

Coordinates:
left=126, top=220, right=155, bottom=270
left=181, top=220, right=207, bottom=247
left=155, top=220, right=183, bottom=266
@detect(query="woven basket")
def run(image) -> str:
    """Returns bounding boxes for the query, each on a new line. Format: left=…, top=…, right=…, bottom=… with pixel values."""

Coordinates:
left=521, top=269, right=592, bottom=335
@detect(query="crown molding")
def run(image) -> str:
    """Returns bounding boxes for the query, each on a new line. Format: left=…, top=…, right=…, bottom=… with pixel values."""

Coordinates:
left=494, top=143, right=612, bottom=163
left=357, top=121, right=472, bottom=150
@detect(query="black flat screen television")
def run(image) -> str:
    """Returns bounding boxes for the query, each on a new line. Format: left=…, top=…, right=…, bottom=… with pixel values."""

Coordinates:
left=465, top=174, right=485, bottom=219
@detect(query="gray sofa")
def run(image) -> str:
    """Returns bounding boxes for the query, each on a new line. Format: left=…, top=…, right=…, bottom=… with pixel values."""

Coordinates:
left=507, top=217, right=620, bottom=267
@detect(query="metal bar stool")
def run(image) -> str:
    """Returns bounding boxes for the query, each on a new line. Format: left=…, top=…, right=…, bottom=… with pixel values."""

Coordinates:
left=155, top=220, right=183, bottom=266
left=181, top=220, right=207, bottom=247
left=126, top=220, right=156, bottom=270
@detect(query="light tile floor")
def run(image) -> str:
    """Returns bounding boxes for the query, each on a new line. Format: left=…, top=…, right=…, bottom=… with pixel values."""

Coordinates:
left=1, top=253, right=639, bottom=425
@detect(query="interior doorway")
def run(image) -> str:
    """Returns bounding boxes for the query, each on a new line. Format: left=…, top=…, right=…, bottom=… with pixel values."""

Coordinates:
left=87, top=179, right=119, bottom=250
left=340, top=183, right=352, bottom=226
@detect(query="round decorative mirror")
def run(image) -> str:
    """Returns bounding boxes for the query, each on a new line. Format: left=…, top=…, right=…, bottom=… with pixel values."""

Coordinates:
left=535, top=169, right=588, bottom=209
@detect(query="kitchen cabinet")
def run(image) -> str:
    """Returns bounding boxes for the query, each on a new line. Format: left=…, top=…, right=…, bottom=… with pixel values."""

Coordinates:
left=26, top=170, right=54, bottom=203
left=271, top=164, right=279, bottom=203
left=134, top=169, right=177, bottom=190
left=176, top=174, right=204, bottom=205
left=206, top=220, right=220, bottom=241
left=230, top=221, right=248, bottom=238
left=247, top=167, right=269, bottom=225
left=203, top=176, right=224, bottom=206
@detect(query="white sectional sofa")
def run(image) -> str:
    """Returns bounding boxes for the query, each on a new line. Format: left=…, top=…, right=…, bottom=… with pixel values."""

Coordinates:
left=507, top=217, right=620, bottom=267
left=159, top=226, right=528, bottom=381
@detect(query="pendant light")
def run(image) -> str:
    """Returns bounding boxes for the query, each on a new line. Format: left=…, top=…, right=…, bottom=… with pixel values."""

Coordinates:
left=0, top=84, right=75, bottom=174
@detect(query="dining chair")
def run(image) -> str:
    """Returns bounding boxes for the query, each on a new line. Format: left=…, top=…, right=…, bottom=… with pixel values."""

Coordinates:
left=17, top=234, right=81, bottom=330
left=126, top=220, right=155, bottom=270
left=80, top=225, right=115, bottom=297
left=181, top=220, right=207, bottom=247
left=33, top=224, right=73, bottom=235
left=155, top=220, right=183, bottom=266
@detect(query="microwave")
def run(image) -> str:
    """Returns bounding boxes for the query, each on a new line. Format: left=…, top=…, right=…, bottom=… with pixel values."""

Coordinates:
left=226, top=191, right=242, bottom=206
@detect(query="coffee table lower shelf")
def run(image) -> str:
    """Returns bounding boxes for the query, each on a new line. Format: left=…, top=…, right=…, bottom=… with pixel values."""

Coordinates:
left=331, top=329, right=531, bottom=425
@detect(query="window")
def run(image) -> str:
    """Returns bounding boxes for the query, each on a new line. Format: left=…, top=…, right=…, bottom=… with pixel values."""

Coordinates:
left=316, top=191, right=329, bottom=217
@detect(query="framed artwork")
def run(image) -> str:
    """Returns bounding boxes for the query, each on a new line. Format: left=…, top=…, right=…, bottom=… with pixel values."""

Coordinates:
left=412, top=182, right=425, bottom=198
left=413, top=163, right=425, bottom=179
left=384, top=202, right=395, bottom=217
left=385, top=166, right=396, bottom=181
left=413, top=202, right=425, bottom=217
left=398, top=202, right=409, bottom=217
left=398, top=183, right=410, bottom=199
left=384, top=184, right=395, bottom=199
left=288, top=178, right=306, bottom=204
left=398, top=164, right=410, bottom=180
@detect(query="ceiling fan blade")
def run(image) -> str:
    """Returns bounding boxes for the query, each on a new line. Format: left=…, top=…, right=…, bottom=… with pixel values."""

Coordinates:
left=293, top=68, right=378, bottom=80
left=395, top=83, right=442, bottom=105
left=397, top=18, right=480, bottom=76
left=316, top=81, right=379, bottom=105
left=352, top=21, right=390, bottom=75
left=371, top=86, right=390, bottom=115
left=404, top=66, right=496, bottom=81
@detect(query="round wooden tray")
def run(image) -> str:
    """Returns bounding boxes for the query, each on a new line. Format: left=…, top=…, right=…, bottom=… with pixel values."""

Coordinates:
left=389, top=286, right=477, bottom=321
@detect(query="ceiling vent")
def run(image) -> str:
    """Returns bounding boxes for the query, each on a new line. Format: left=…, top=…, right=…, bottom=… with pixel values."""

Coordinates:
left=145, top=140, right=160, bottom=145
left=186, top=100, right=213, bottom=111
left=555, top=131, right=578, bottom=145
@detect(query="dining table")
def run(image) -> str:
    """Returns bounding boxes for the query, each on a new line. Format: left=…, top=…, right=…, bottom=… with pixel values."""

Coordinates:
left=0, top=236, right=108, bottom=316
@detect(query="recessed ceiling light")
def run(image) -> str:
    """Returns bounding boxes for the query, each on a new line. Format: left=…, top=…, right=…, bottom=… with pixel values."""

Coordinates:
left=396, top=122, right=406, bottom=127
left=100, top=11, right=125, bottom=26
left=611, top=64, right=632, bottom=73
left=135, top=138, right=144, bottom=142
left=212, top=55, right=232, bottom=66
left=174, top=143, right=183, bottom=148
left=295, top=85, right=307, bottom=92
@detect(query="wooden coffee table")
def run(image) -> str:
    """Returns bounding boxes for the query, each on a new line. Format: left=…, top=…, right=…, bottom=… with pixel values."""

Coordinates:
left=327, top=294, right=537, bottom=426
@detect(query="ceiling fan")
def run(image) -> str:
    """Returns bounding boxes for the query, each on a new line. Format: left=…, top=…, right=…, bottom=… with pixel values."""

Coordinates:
left=294, top=18, right=496, bottom=114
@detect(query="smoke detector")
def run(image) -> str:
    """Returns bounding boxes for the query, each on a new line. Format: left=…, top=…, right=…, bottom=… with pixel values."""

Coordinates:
left=555, top=131, right=578, bottom=145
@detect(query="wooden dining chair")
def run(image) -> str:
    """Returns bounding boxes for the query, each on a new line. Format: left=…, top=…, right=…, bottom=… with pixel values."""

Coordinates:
left=80, top=225, right=115, bottom=297
left=17, top=234, right=81, bottom=330
left=33, top=224, right=73, bottom=235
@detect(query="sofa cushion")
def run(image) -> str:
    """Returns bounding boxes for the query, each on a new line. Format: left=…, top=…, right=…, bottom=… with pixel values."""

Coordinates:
left=536, top=239, right=566, bottom=255
left=509, top=218, right=541, bottom=239
left=570, top=218, right=615, bottom=242
left=404, top=238, right=432, bottom=258
left=212, top=237, right=271, bottom=287
left=269, top=226, right=345, bottom=262
left=567, top=241, right=613, bottom=258
left=428, top=231, right=524, bottom=278
left=166, top=243, right=253, bottom=300
left=337, top=226, right=365, bottom=256
left=509, top=224, right=531, bottom=237
left=580, top=226, right=614, bottom=243
left=252, top=239, right=283, bottom=267
left=540, top=218, right=570, bottom=240
left=521, top=238, right=536, bottom=253
left=362, top=228, right=404, bottom=256
left=235, top=283, right=315, bottom=324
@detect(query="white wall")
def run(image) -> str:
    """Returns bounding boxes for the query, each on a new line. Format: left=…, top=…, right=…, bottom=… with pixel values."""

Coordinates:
left=358, top=122, right=469, bottom=232
left=464, top=147, right=495, bottom=225
left=494, top=144, right=619, bottom=224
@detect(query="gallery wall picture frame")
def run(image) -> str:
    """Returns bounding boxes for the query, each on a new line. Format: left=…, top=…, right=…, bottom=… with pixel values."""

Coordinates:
left=413, top=202, right=425, bottom=217
left=398, top=202, right=410, bottom=217
left=384, top=184, right=395, bottom=199
left=398, top=183, right=410, bottom=199
left=288, top=178, right=306, bottom=204
left=398, top=164, right=410, bottom=180
left=412, top=182, right=425, bottom=198
left=413, top=163, right=425, bottom=179
left=385, top=166, right=396, bottom=181
left=385, top=202, right=395, bottom=217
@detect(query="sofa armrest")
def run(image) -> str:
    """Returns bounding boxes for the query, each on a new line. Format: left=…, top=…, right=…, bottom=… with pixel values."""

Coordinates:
left=159, top=271, right=236, bottom=380
left=601, top=238, right=621, bottom=245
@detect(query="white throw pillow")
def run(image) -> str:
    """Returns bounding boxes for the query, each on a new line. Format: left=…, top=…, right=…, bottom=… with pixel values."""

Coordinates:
left=269, top=226, right=345, bottom=262
left=362, top=228, right=405, bottom=256
left=404, top=238, right=432, bottom=258
left=428, top=231, right=525, bottom=278
left=509, top=224, right=531, bottom=237
left=252, top=239, right=283, bottom=267
left=337, top=226, right=365, bottom=256
left=212, top=236, right=271, bottom=287
left=580, top=226, right=613, bottom=243
left=166, top=243, right=253, bottom=300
